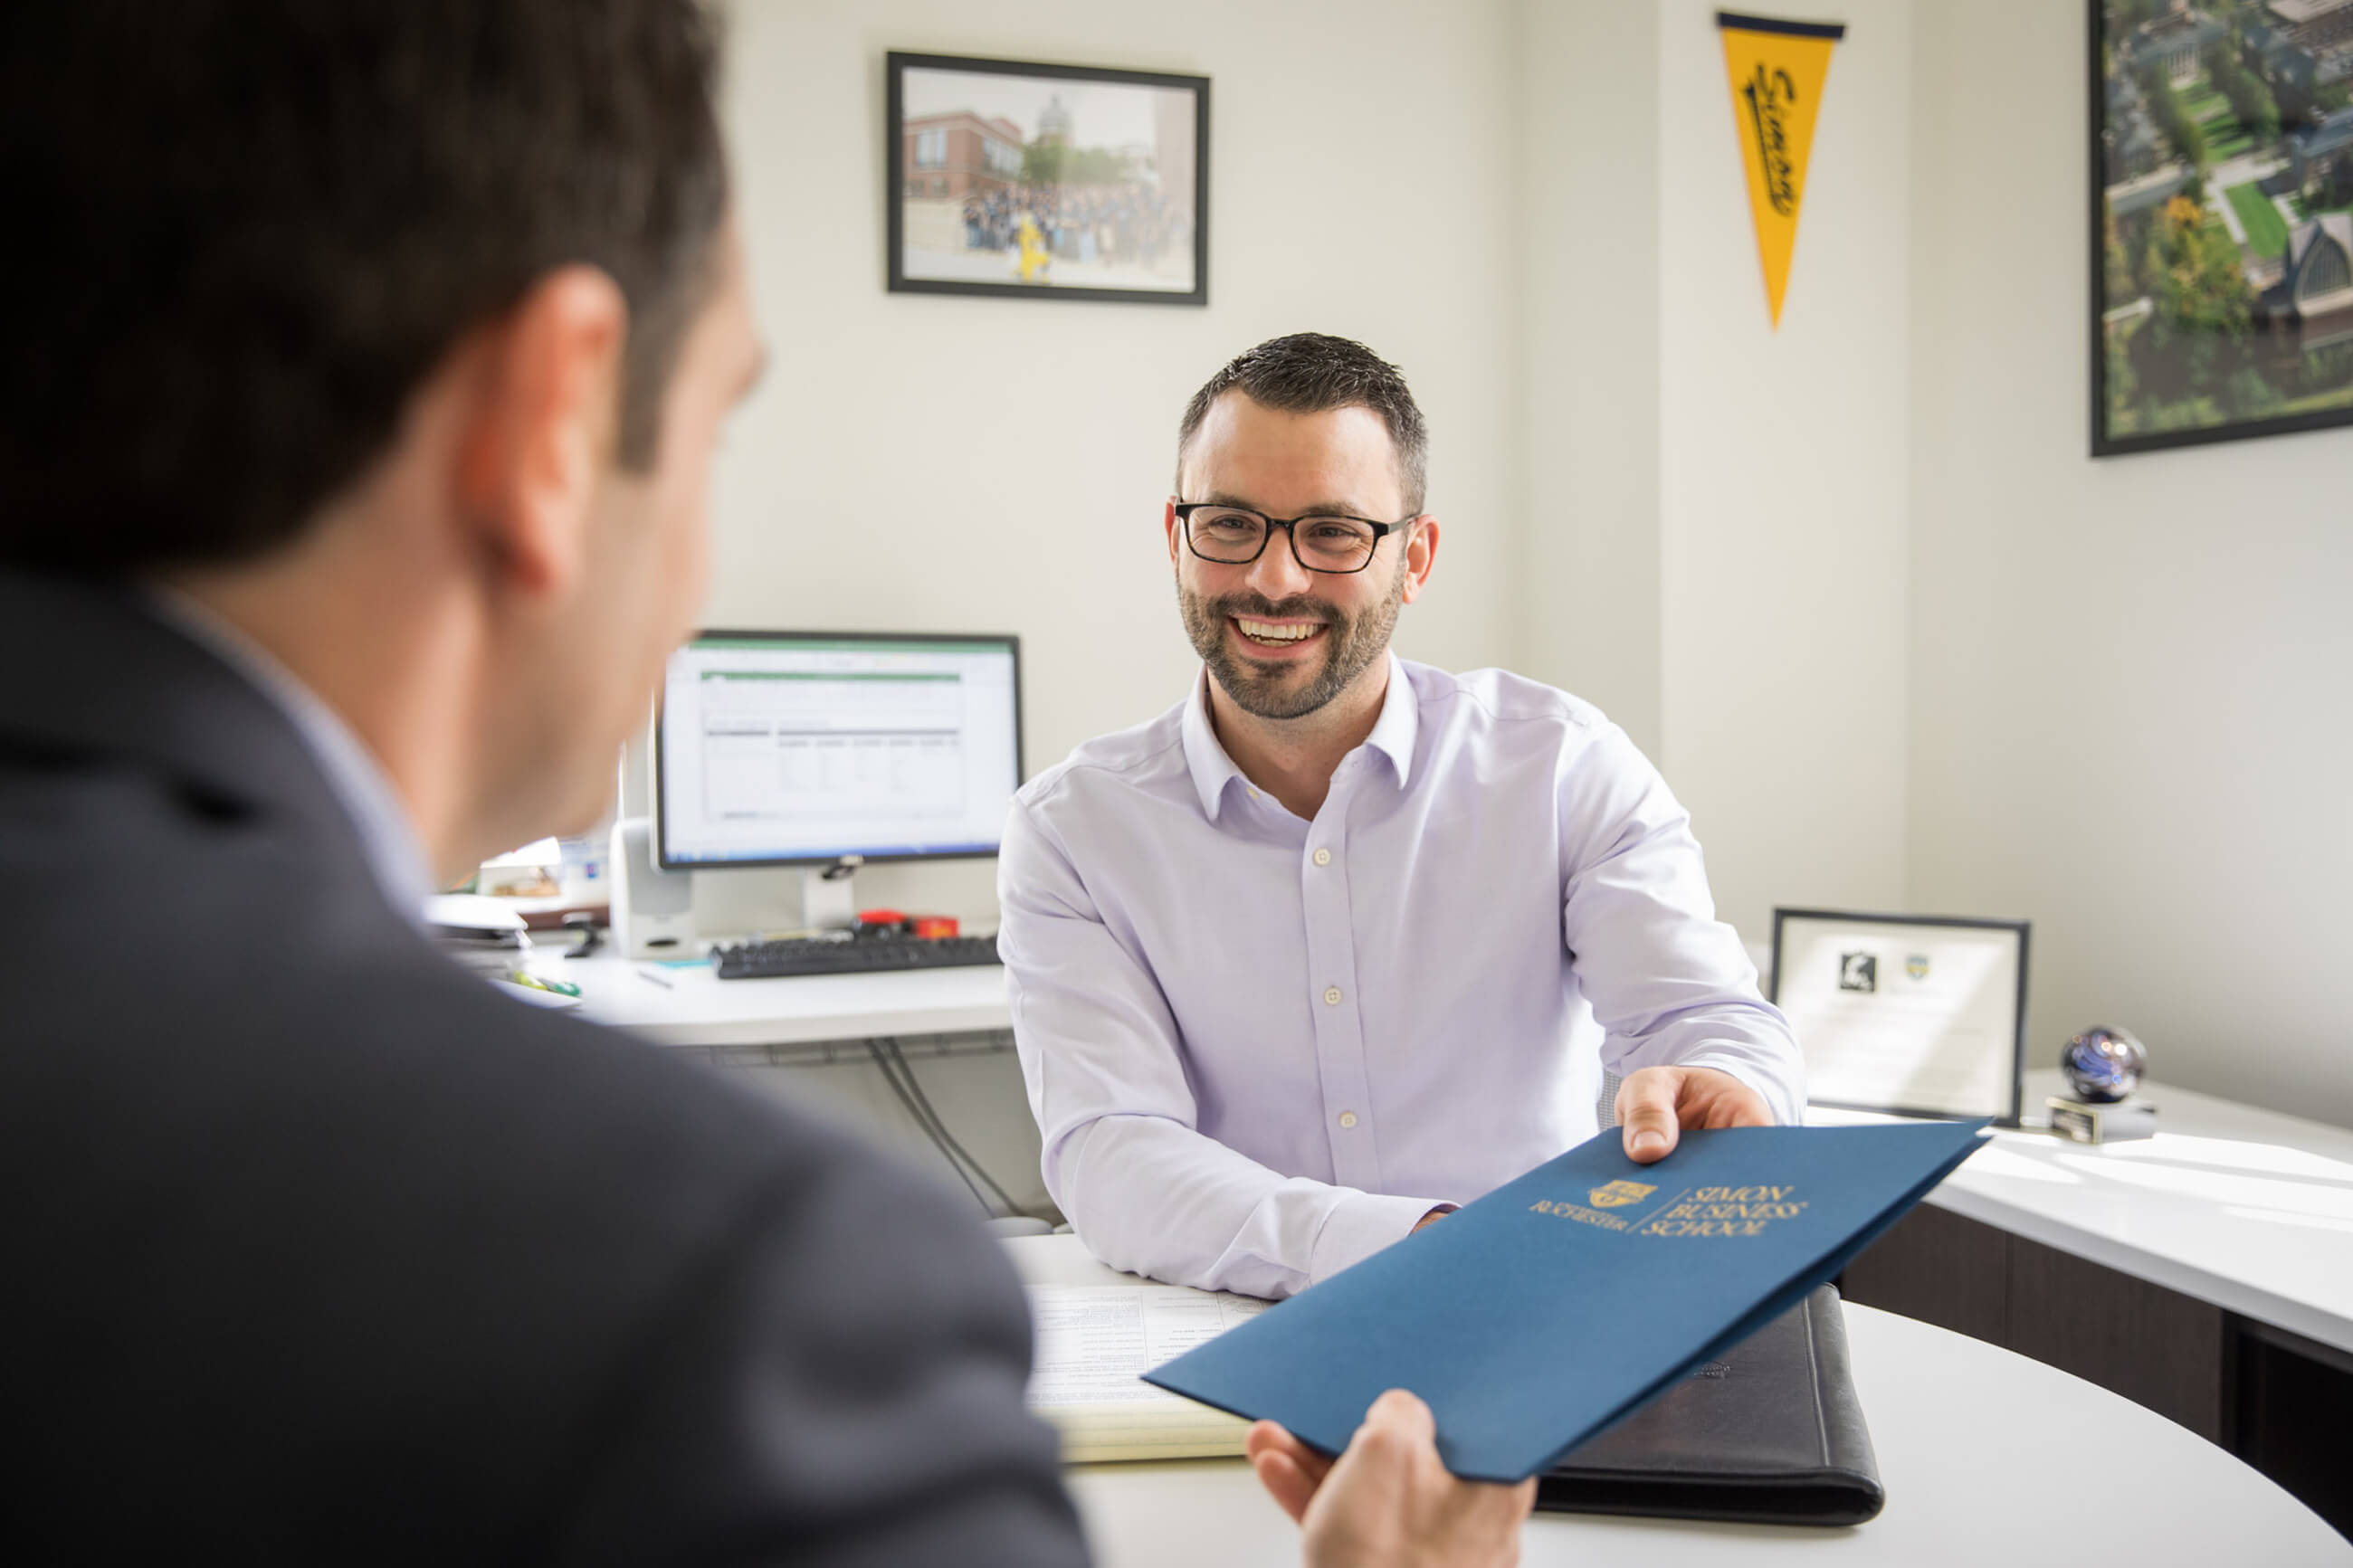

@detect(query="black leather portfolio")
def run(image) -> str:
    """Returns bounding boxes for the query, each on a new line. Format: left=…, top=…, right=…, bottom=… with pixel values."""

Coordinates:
left=1537, top=1284, right=1883, bottom=1526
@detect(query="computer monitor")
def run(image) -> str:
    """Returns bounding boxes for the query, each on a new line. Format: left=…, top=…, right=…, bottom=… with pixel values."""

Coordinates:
left=654, top=630, right=1023, bottom=870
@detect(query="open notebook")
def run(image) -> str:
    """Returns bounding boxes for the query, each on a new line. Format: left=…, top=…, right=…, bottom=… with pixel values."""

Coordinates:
left=1026, top=1283, right=1271, bottom=1462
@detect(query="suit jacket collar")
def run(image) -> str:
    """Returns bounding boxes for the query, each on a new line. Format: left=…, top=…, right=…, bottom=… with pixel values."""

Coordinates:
left=0, top=567, right=387, bottom=904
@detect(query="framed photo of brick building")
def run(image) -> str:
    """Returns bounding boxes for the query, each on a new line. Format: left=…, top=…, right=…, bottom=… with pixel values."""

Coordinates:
left=887, top=52, right=1208, bottom=305
left=2092, top=1, right=2353, bottom=454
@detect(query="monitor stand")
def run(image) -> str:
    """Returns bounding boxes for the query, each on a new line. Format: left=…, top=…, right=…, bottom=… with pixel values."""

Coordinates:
left=800, top=854, right=864, bottom=933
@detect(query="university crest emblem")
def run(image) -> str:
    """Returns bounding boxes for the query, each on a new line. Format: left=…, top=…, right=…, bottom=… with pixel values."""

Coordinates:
left=1906, top=954, right=1930, bottom=981
left=1588, top=1180, right=1656, bottom=1209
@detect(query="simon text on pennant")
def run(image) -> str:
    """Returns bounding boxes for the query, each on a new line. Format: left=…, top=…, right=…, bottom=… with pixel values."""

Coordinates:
left=1718, top=11, right=1845, bottom=328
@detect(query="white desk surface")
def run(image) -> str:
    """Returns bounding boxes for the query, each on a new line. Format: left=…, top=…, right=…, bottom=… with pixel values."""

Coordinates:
left=552, top=952, right=2353, bottom=1355
left=1006, top=1235, right=2348, bottom=1568
left=1874, top=1070, right=2353, bottom=1356
left=543, top=949, right=1011, bottom=1049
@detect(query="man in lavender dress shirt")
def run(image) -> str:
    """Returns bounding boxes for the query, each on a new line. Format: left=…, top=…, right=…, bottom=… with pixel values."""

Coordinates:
left=998, top=333, right=1805, bottom=1300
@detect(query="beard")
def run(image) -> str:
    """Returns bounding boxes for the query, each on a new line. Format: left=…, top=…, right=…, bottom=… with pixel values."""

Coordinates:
left=1178, top=560, right=1407, bottom=721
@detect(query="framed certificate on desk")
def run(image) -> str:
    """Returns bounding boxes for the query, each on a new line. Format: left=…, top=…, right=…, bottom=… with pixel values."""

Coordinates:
left=1769, top=909, right=2030, bottom=1126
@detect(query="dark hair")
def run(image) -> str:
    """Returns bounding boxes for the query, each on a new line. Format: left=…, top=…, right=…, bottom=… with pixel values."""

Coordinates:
left=0, top=0, right=728, bottom=577
left=1175, top=333, right=1429, bottom=512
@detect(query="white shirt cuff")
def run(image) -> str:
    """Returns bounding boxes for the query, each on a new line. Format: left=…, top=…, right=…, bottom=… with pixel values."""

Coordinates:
left=1307, top=1191, right=1451, bottom=1287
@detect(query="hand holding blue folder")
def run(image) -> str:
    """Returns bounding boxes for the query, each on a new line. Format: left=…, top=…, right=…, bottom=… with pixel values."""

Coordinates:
left=1145, top=1121, right=1986, bottom=1484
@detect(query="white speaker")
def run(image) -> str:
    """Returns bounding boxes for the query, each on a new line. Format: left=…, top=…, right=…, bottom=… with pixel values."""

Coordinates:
left=610, top=816, right=695, bottom=959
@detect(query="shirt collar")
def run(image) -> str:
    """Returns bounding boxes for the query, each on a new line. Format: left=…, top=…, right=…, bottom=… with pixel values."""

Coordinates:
left=1361, top=653, right=1420, bottom=787
left=1179, top=654, right=1420, bottom=821
left=148, top=589, right=435, bottom=924
left=1180, top=669, right=1247, bottom=820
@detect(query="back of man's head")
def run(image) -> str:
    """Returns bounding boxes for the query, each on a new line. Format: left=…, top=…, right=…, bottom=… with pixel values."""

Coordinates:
left=0, top=0, right=727, bottom=579
left=1175, top=332, right=1429, bottom=512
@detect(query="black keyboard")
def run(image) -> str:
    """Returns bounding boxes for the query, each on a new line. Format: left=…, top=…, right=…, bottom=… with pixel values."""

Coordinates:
left=712, top=934, right=1002, bottom=980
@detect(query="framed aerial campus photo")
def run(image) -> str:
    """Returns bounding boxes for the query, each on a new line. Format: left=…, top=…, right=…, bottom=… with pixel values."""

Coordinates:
left=886, top=52, right=1208, bottom=305
left=1769, top=908, right=2031, bottom=1126
left=2092, top=1, right=2353, bottom=454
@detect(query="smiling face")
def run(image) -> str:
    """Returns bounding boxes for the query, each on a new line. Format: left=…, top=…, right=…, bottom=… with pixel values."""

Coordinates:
left=1169, top=391, right=1431, bottom=722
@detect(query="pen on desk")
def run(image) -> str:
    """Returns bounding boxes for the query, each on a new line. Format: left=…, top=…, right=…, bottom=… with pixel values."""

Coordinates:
left=636, top=967, right=674, bottom=989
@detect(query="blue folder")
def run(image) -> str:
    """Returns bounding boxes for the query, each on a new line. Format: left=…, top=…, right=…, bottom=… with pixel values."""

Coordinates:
left=1144, top=1121, right=1986, bottom=1483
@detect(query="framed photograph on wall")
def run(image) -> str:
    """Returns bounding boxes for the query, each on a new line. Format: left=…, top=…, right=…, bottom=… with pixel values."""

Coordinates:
left=2091, top=2, right=2353, bottom=454
left=1769, top=908, right=2030, bottom=1126
left=886, top=52, right=1208, bottom=305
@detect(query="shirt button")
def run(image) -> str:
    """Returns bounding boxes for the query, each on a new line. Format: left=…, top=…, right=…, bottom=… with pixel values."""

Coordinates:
left=1312, top=847, right=1332, bottom=867
left=1338, top=1110, right=1359, bottom=1129
left=1323, top=985, right=1343, bottom=1006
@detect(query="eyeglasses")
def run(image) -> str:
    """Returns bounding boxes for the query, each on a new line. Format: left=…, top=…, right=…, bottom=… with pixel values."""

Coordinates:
left=1174, top=501, right=1412, bottom=575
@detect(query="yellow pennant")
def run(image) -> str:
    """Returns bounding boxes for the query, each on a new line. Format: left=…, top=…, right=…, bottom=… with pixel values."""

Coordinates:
left=1718, top=11, right=1845, bottom=328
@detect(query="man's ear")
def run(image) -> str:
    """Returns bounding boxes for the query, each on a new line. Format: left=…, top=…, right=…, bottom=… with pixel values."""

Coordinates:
left=1166, top=497, right=1183, bottom=567
left=1400, top=516, right=1440, bottom=604
left=455, top=265, right=629, bottom=600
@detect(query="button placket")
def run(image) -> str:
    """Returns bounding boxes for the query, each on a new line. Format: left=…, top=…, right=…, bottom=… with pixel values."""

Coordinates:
left=1302, top=772, right=1377, bottom=1186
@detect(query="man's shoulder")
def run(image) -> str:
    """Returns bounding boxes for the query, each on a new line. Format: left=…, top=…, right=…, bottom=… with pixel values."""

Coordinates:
left=1013, top=691, right=1191, bottom=816
left=0, top=746, right=1048, bottom=1554
left=1403, top=660, right=1617, bottom=746
left=0, top=733, right=945, bottom=1341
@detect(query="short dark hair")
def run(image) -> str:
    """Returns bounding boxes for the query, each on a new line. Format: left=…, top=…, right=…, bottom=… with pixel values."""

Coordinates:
left=0, top=0, right=728, bottom=578
left=1175, top=333, right=1429, bottom=513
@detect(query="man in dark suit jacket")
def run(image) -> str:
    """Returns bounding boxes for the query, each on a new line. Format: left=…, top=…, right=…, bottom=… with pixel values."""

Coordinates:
left=0, top=3, right=1532, bottom=1563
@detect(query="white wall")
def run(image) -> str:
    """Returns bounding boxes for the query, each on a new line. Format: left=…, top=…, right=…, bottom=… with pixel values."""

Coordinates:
left=645, top=0, right=1526, bottom=927
left=1515, top=0, right=1914, bottom=945
left=1909, top=0, right=2353, bottom=1127
left=1657, top=0, right=1913, bottom=943
left=1514, top=0, right=1664, bottom=759
left=707, top=0, right=1519, bottom=791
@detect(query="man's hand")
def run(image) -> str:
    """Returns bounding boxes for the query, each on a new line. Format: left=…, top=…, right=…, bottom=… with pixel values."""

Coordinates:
left=1246, top=1390, right=1534, bottom=1568
left=1613, top=1065, right=1773, bottom=1164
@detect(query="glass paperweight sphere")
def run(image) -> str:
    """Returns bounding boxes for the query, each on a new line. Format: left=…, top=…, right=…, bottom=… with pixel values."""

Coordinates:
left=2060, top=1026, right=2146, bottom=1104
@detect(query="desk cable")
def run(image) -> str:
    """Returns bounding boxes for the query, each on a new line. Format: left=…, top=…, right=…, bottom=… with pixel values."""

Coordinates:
left=866, top=1036, right=1025, bottom=1219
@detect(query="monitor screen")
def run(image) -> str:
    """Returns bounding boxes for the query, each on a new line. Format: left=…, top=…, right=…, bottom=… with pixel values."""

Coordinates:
left=655, top=631, right=1023, bottom=870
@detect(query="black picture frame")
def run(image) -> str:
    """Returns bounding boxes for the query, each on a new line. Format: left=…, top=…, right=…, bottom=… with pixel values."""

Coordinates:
left=2091, top=1, right=2353, bottom=456
left=1769, top=908, right=2031, bottom=1127
left=886, top=51, right=1209, bottom=306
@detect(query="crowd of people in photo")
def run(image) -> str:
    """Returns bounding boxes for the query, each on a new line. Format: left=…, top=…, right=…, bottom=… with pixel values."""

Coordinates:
left=961, top=181, right=1183, bottom=271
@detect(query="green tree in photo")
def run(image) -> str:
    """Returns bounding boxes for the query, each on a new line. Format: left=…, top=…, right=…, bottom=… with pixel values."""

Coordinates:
left=2151, top=195, right=2252, bottom=335
left=1020, top=140, right=1067, bottom=185
left=2137, top=56, right=2211, bottom=173
left=2209, top=45, right=2279, bottom=142
left=1020, top=141, right=1132, bottom=189
left=2105, top=211, right=2139, bottom=305
left=2224, top=365, right=2282, bottom=417
left=2116, top=207, right=2158, bottom=295
left=1062, top=147, right=1132, bottom=185
left=2129, top=195, right=2262, bottom=418
left=2105, top=328, right=2143, bottom=430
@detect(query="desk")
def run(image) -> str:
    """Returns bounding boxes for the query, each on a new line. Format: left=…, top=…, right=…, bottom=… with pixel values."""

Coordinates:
left=543, top=949, right=1012, bottom=1049
left=1885, top=1069, right=2353, bottom=1354
left=1829, top=1072, right=2353, bottom=1535
left=1005, top=1234, right=2347, bottom=1566
left=543, top=949, right=1046, bottom=1212
left=550, top=960, right=2351, bottom=1529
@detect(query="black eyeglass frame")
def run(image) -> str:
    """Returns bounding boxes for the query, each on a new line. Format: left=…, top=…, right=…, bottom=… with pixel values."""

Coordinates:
left=1172, top=500, right=1417, bottom=575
